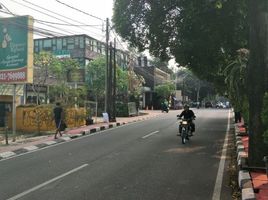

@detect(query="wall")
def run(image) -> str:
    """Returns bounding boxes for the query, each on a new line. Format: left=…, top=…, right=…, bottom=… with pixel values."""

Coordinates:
left=12, top=105, right=86, bottom=133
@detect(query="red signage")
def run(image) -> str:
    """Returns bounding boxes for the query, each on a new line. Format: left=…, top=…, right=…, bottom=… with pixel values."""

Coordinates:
left=0, top=67, right=27, bottom=83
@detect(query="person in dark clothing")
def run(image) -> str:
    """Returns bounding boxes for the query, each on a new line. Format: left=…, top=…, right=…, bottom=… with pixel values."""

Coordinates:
left=53, top=102, right=64, bottom=139
left=177, top=105, right=196, bottom=135
left=234, top=111, right=241, bottom=123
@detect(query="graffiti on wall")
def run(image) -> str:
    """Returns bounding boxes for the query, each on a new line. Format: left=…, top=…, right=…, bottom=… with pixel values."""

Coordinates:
left=18, top=106, right=86, bottom=132
left=22, top=108, right=54, bottom=131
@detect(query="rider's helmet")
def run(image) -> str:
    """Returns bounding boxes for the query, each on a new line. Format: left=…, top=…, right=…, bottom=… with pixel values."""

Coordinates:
left=184, top=104, right=189, bottom=110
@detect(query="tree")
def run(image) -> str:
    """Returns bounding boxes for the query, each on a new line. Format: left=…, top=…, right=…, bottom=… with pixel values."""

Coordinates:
left=150, top=57, right=173, bottom=75
left=176, top=68, right=214, bottom=103
left=154, top=83, right=175, bottom=101
left=116, top=66, right=129, bottom=102
left=247, top=1, right=268, bottom=166
left=112, top=0, right=248, bottom=85
left=49, top=58, right=81, bottom=105
left=34, top=51, right=82, bottom=105
left=86, top=56, right=106, bottom=111
left=113, top=0, right=268, bottom=166
left=34, top=51, right=56, bottom=104
left=223, top=49, right=249, bottom=123
left=128, top=67, right=145, bottom=100
left=86, top=56, right=141, bottom=111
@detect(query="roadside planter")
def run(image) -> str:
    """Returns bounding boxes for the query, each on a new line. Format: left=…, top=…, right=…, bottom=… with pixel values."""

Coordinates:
left=264, top=156, right=268, bottom=177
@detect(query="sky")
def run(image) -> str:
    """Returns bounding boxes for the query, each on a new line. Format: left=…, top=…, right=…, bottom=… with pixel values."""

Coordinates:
left=0, top=0, right=178, bottom=68
left=0, top=0, right=115, bottom=42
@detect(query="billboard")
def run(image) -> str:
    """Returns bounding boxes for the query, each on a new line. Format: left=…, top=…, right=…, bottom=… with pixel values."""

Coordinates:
left=0, top=16, right=34, bottom=83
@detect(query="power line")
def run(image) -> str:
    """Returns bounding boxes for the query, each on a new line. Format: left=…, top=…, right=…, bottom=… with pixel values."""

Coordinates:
left=22, top=0, right=104, bottom=32
left=0, top=10, right=69, bottom=37
left=35, top=19, right=102, bottom=27
left=110, top=27, right=128, bottom=52
left=4, top=0, right=105, bottom=38
left=0, top=9, right=108, bottom=45
left=0, top=2, right=127, bottom=55
left=0, top=2, right=15, bottom=15
left=9, top=0, right=84, bottom=35
left=55, top=0, right=104, bottom=22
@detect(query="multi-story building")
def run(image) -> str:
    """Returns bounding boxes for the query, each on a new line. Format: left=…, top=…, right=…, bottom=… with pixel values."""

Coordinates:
left=34, top=34, right=129, bottom=82
left=133, top=56, right=171, bottom=109
left=0, top=34, right=129, bottom=127
left=30, top=34, right=129, bottom=103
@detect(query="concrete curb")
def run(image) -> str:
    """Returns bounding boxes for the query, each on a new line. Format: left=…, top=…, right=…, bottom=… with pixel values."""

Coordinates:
left=235, top=126, right=256, bottom=200
left=0, top=115, right=154, bottom=161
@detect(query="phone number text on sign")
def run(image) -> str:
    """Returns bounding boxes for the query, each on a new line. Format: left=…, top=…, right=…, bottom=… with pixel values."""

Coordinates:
left=0, top=71, right=26, bottom=82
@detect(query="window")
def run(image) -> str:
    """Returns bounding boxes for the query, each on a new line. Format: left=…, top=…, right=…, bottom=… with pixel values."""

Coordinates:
left=67, top=37, right=74, bottom=44
left=97, top=42, right=102, bottom=53
left=63, top=38, right=67, bottom=46
left=34, top=47, right=39, bottom=53
left=52, top=38, right=56, bottom=45
left=85, top=38, right=90, bottom=46
left=93, top=40, right=97, bottom=52
left=67, top=44, right=74, bottom=50
left=75, top=37, right=79, bottom=46
left=90, top=39, right=94, bottom=51
left=38, top=40, right=43, bottom=51
left=79, top=36, right=84, bottom=48
left=34, top=40, right=38, bottom=47
left=43, top=39, right=52, bottom=48
left=57, top=39, right=62, bottom=49
left=101, top=45, right=105, bottom=55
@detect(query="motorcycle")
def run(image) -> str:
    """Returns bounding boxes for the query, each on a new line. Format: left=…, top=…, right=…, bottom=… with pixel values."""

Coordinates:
left=178, top=117, right=194, bottom=144
left=161, top=104, right=169, bottom=113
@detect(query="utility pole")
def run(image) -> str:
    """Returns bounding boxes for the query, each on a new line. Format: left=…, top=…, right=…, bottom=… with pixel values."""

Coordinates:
left=112, top=38, right=116, bottom=122
left=12, top=84, right=16, bottom=141
left=108, top=41, right=113, bottom=121
left=105, top=18, right=109, bottom=113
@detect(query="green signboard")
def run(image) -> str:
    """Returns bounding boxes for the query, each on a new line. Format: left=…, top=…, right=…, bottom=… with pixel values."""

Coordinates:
left=53, top=50, right=71, bottom=58
left=0, top=16, right=33, bottom=83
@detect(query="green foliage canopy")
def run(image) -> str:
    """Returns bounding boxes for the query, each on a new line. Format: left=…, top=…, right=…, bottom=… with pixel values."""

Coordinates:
left=113, top=0, right=248, bottom=87
left=155, top=83, right=175, bottom=100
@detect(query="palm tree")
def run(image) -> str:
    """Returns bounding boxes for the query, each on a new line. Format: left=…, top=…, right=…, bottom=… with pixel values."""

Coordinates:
left=223, top=48, right=249, bottom=122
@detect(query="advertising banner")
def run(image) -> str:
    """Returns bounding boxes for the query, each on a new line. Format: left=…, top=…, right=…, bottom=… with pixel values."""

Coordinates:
left=0, top=15, right=34, bottom=83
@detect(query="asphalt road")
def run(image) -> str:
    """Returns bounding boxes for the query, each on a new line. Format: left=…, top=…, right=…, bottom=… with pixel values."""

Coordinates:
left=0, top=108, right=232, bottom=200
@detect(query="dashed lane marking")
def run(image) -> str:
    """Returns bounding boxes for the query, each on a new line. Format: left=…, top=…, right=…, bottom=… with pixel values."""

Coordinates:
left=142, top=131, right=159, bottom=139
left=7, top=164, right=88, bottom=200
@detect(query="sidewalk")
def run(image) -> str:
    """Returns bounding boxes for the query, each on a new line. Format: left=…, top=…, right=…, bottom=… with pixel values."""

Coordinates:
left=0, top=110, right=164, bottom=159
left=235, top=121, right=268, bottom=200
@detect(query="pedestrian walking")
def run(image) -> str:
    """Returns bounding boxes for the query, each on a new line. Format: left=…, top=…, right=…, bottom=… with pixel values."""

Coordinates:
left=234, top=110, right=241, bottom=123
left=53, top=102, right=64, bottom=139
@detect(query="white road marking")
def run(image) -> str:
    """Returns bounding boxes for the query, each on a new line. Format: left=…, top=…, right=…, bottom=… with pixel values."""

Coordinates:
left=23, top=146, right=38, bottom=151
left=43, top=141, right=57, bottom=145
left=0, top=151, right=16, bottom=158
left=0, top=121, right=147, bottom=162
left=7, top=164, right=88, bottom=200
left=212, top=110, right=231, bottom=200
left=142, top=131, right=159, bottom=139
left=60, top=136, right=71, bottom=141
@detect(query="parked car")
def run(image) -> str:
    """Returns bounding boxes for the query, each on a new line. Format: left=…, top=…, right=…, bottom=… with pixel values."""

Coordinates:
left=216, top=102, right=226, bottom=108
left=205, top=101, right=213, bottom=108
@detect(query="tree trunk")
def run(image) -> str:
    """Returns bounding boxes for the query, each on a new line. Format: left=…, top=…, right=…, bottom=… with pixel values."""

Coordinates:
left=248, top=1, right=268, bottom=167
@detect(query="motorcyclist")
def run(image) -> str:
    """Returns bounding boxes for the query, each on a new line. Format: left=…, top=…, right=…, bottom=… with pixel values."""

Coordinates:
left=161, top=99, right=169, bottom=113
left=177, top=104, right=196, bottom=136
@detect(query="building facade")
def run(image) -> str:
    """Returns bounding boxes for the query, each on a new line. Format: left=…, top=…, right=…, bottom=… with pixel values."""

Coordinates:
left=34, top=34, right=129, bottom=82
left=32, top=34, right=129, bottom=105
left=0, top=34, right=129, bottom=127
left=133, top=56, right=171, bottom=109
